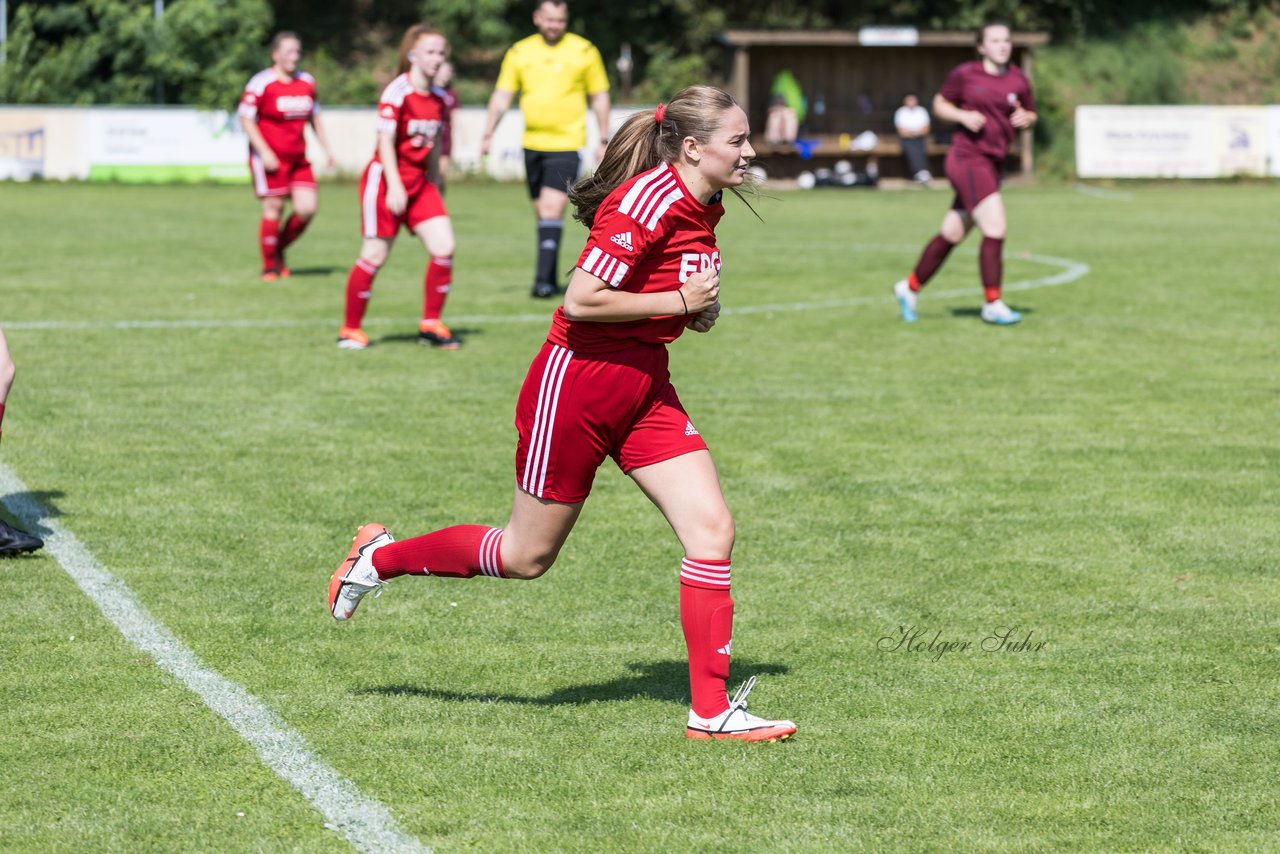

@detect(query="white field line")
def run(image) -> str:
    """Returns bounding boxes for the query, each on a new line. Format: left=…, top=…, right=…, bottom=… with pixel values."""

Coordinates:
left=1074, top=182, right=1135, bottom=201
left=0, top=463, right=430, bottom=854
left=5, top=246, right=1089, bottom=331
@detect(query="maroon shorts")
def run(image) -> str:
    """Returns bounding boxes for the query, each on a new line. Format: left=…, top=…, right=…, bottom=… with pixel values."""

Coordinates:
left=514, top=341, right=709, bottom=503
left=359, top=162, right=447, bottom=238
left=250, top=153, right=315, bottom=198
left=946, top=149, right=1003, bottom=213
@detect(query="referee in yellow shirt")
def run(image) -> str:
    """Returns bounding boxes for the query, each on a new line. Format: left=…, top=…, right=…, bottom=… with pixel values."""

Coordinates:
left=481, top=0, right=611, bottom=298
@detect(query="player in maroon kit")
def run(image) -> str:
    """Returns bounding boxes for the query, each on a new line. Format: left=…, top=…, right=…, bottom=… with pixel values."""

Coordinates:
left=239, top=31, right=335, bottom=281
left=338, top=25, right=461, bottom=350
left=327, top=85, right=796, bottom=742
left=894, top=20, right=1037, bottom=325
left=430, top=61, right=458, bottom=194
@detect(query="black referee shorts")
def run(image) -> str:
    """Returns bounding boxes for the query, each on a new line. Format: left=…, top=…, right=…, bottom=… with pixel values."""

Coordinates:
left=524, top=149, right=582, bottom=199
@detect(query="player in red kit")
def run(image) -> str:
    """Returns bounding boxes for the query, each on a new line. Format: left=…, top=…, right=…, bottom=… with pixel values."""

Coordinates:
left=327, top=86, right=796, bottom=743
left=339, top=25, right=461, bottom=350
left=894, top=20, right=1037, bottom=325
left=239, top=31, right=335, bottom=281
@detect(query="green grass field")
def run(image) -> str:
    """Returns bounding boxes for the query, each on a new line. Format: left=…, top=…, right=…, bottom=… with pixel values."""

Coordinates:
left=1, top=179, right=1277, bottom=852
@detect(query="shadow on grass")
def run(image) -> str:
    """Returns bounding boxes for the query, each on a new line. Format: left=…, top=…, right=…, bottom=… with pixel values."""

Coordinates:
left=282, top=266, right=341, bottom=277
left=377, top=328, right=484, bottom=346
left=358, top=659, right=789, bottom=706
left=1, top=489, right=65, bottom=537
left=949, top=304, right=1034, bottom=318
left=0, top=489, right=63, bottom=558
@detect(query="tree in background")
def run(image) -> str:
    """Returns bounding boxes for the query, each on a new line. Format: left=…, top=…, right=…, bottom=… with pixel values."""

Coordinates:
left=0, top=0, right=272, bottom=108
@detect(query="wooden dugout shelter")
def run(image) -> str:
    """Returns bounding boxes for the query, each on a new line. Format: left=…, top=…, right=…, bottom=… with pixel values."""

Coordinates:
left=718, top=29, right=1050, bottom=179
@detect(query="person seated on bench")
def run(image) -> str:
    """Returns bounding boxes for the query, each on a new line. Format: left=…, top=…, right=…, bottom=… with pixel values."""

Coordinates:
left=894, top=93, right=932, bottom=183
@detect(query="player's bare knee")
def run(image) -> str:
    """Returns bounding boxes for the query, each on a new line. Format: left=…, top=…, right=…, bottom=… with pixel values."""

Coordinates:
left=688, top=511, right=735, bottom=558
left=360, top=245, right=389, bottom=267
left=498, top=533, right=562, bottom=579
left=502, top=550, right=557, bottom=580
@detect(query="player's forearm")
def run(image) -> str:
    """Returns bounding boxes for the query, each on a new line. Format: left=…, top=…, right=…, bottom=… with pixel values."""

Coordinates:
left=563, top=271, right=686, bottom=323
left=309, top=115, right=334, bottom=155
left=376, top=135, right=405, bottom=190
left=931, top=95, right=967, bottom=125
left=590, top=92, right=611, bottom=139
left=483, top=89, right=514, bottom=138
left=241, top=117, right=274, bottom=158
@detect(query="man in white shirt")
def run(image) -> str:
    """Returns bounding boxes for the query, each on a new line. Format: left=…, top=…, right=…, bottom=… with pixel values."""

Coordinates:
left=894, top=93, right=932, bottom=183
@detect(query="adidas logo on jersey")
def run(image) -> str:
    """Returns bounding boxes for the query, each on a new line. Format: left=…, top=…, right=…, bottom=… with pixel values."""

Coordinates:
left=610, top=231, right=634, bottom=251
left=684, top=420, right=699, bottom=436
left=717, top=640, right=732, bottom=655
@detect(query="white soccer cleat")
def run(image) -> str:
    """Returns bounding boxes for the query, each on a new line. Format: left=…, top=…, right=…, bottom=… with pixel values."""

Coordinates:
left=685, top=675, right=796, bottom=742
left=894, top=279, right=918, bottom=323
left=980, top=299, right=1022, bottom=326
left=328, top=523, right=394, bottom=620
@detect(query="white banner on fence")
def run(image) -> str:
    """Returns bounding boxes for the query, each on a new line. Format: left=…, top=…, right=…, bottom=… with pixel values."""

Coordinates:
left=85, top=108, right=249, bottom=182
left=0, top=104, right=643, bottom=183
left=1270, top=105, right=1280, bottom=177
left=1076, top=105, right=1272, bottom=178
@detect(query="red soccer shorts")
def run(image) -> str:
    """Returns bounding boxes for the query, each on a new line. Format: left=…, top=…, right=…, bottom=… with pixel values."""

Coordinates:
left=359, top=162, right=447, bottom=238
left=946, top=149, right=1004, bottom=213
left=249, top=153, right=315, bottom=198
left=514, top=341, right=709, bottom=503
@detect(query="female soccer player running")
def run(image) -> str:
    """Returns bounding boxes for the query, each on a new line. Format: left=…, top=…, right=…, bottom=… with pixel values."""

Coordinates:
left=328, top=86, right=796, bottom=742
left=894, top=20, right=1037, bottom=325
left=239, top=32, right=335, bottom=281
left=339, top=25, right=461, bottom=350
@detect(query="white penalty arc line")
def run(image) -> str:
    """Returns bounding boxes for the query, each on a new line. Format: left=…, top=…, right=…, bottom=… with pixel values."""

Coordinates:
left=4, top=248, right=1089, bottom=332
left=0, top=463, right=430, bottom=854
left=720, top=247, right=1089, bottom=316
left=1074, top=182, right=1135, bottom=202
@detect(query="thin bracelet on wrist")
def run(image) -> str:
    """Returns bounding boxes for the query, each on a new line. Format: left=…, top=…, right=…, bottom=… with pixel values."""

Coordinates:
left=678, top=291, right=689, bottom=315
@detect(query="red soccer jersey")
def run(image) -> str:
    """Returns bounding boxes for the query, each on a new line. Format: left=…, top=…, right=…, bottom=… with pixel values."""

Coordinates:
left=239, top=69, right=317, bottom=161
left=374, top=74, right=446, bottom=186
left=548, top=162, right=724, bottom=354
left=938, top=61, right=1035, bottom=162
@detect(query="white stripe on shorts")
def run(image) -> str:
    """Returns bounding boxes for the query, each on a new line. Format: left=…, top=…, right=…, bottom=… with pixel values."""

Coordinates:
left=250, top=153, right=269, bottom=196
left=362, top=162, right=384, bottom=238
left=522, top=345, right=573, bottom=498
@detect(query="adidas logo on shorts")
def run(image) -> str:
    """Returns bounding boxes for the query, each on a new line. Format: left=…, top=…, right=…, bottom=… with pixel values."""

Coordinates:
left=610, top=231, right=634, bottom=251
left=684, top=420, right=699, bottom=436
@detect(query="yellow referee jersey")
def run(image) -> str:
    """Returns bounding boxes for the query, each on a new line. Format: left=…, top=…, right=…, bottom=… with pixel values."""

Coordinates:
left=495, top=32, right=610, bottom=152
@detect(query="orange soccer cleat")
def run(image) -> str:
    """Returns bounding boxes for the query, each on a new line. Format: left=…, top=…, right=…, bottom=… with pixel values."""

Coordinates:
left=418, top=319, right=461, bottom=350
left=328, top=523, right=395, bottom=620
left=337, top=326, right=370, bottom=350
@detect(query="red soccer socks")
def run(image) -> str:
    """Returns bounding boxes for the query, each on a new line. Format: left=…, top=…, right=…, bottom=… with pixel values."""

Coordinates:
left=680, top=558, right=733, bottom=718
left=371, top=525, right=505, bottom=580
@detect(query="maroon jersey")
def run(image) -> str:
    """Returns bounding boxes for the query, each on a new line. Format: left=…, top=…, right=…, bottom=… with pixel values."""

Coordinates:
left=239, top=69, right=317, bottom=160
left=549, top=162, right=724, bottom=354
left=431, top=84, right=458, bottom=158
left=374, top=73, right=446, bottom=186
left=938, top=61, right=1035, bottom=161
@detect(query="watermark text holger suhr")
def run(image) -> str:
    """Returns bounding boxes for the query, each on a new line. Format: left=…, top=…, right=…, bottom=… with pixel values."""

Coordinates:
left=878, top=625, right=1047, bottom=662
